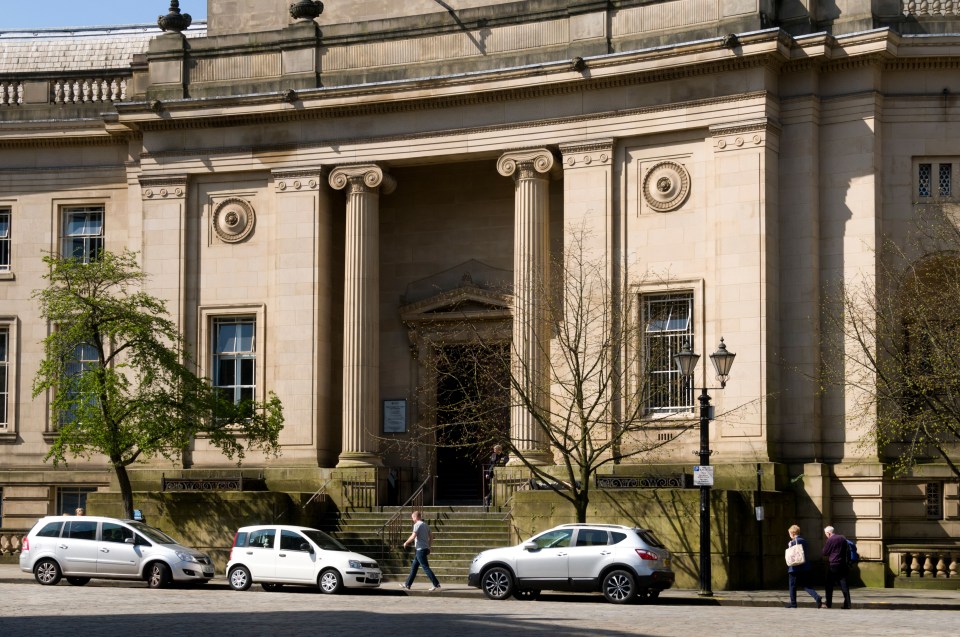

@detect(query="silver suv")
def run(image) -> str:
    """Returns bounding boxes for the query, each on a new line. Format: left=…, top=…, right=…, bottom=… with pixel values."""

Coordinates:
left=19, top=515, right=214, bottom=588
left=467, top=523, right=674, bottom=604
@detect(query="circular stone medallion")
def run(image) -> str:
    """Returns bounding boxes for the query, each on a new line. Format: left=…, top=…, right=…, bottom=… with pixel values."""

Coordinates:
left=642, top=161, right=691, bottom=212
left=213, top=198, right=256, bottom=243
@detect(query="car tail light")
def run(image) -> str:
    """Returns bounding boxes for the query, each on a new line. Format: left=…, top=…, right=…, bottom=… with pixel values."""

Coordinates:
left=22, top=537, right=29, bottom=551
left=229, top=531, right=239, bottom=561
left=635, top=549, right=660, bottom=561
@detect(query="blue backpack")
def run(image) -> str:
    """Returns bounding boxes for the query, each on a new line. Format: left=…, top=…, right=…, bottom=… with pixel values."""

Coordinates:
left=846, top=539, right=859, bottom=564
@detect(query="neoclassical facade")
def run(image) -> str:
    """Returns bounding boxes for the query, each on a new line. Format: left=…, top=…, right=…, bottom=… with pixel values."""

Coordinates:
left=1, top=0, right=959, bottom=584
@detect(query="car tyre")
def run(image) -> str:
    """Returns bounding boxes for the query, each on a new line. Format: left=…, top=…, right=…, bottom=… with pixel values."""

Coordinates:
left=66, top=576, right=90, bottom=586
left=34, top=558, right=62, bottom=586
left=261, top=582, right=284, bottom=592
left=511, top=588, right=540, bottom=601
left=602, top=569, right=638, bottom=604
left=480, top=566, right=514, bottom=600
left=318, top=568, right=343, bottom=594
left=147, top=562, right=172, bottom=589
left=229, top=566, right=253, bottom=591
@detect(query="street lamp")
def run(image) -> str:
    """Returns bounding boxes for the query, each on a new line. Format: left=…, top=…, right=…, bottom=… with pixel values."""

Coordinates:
left=674, top=338, right=735, bottom=597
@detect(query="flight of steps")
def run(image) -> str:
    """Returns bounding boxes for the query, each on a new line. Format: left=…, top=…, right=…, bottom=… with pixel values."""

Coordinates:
left=324, top=506, right=512, bottom=585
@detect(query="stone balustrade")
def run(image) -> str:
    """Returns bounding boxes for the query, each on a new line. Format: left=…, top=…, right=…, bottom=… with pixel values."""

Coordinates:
left=0, top=77, right=129, bottom=106
left=889, top=545, right=960, bottom=578
left=0, top=529, right=27, bottom=555
left=903, top=0, right=960, bottom=16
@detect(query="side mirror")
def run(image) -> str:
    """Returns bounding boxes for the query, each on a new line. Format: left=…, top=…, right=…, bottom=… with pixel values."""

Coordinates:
left=125, top=537, right=135, bottom=544
left=523, top=542, right=538, bottom=551
left=301, top=543, right=313, bottom=553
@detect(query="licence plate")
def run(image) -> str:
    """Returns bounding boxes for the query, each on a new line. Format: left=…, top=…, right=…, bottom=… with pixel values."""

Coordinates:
left=202, top=566, right=214, bottom=574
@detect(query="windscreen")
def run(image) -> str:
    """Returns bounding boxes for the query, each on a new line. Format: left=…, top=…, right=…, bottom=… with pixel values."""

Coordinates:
left=129, top=522, right=179, bottom=545
left=301, top=529, right=348, bottom=551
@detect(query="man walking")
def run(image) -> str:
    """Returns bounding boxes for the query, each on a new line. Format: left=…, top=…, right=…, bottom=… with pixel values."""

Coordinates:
left=400, top=510, right=441, bottom=591
left=822, top=526, right=852, bottom=609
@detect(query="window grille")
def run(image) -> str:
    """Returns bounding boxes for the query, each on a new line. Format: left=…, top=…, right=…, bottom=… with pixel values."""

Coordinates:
left=642, top=292, right=694, bottom=412
left=62, top=206, right=103, bottom=263
left=926, top=482, right=944, bottom=521
left=213, top=317, right=256, bottom=405
left=939, top=164, right=952, bottom=197
left=919, top=163, right=932, bottom=197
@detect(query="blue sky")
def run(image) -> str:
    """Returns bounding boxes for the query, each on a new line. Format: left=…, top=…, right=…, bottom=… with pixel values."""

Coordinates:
left=2, top=1, right=208, bottom=30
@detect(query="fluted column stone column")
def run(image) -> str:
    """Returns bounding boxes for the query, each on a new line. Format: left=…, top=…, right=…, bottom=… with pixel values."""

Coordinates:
left=497, top=149, right=555, bottom=465
left=329, top=164, right=396, bottom=467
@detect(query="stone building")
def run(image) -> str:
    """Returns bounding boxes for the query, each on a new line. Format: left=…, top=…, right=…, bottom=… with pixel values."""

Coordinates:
left=0, top=0, right=958, bottom=587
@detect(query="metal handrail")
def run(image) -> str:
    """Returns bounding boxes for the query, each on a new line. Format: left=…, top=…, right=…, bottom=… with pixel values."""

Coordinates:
left=303, top=478, right=331, bottom=509
left=377, top=474, right=431, bottom=548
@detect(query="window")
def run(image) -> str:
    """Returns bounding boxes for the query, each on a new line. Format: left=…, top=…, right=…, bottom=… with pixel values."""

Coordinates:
left=60, top=344, right=99, bottom=426
left=56, top=486, right=97, bottom=516
left=213, top=317, right=256, bottom=406
left=62, top=206, right=103, bottom=263
left=919, top=163, right=932, bottom=197
left=280, top=530, right=310, bottom=551
left=101, top=522, right=134, bottom=544
left=531, top=528, right=572, bottom=549
left=926, top=482, right=944, bottom=520
left=642, top=292, right=694, bottom=412
left=247, top=528, right=275, bottom=549
left=0, top=329, right=7, bottom=429
left=36, top=521, right=64, bottom=538
left=0, top=209, right=9, bottom=271
left=917, top=160, right=958, bottom=200
left=65, top=520, right=97, bottom=540
left=939, top=164, right=952, bottom=197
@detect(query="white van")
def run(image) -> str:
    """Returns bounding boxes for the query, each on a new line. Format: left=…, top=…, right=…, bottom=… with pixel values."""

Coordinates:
left=19, top=515, right=215, bottom=588
left=226, top=525, right=381, bottom=593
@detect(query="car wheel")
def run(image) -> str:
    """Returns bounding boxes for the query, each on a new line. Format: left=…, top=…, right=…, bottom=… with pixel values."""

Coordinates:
left=147, top=562, right=172, bottom=589
left=480, top=566, right=514, bottom=600
left=318, top=568, right=343, bottom=594
left=228, top=566, right=252, bottom=591
left=34, top=559, right=62, bottom=586
left=602, top=569, right=638, bottom=604
left=66, top=577, right=90, bottom=586
left=511, top=588, right=540, bottom=601
left=261, top=582, right=284, bottom=592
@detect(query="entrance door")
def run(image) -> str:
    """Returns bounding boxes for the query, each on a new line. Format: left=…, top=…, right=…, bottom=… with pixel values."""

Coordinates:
left=434, top=344, right=509, bottom=504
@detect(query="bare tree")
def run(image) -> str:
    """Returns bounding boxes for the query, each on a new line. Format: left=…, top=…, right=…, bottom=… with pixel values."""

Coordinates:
left=405, top=227, right=703, bottom=522
left=821, top=211, right=960, bottom=480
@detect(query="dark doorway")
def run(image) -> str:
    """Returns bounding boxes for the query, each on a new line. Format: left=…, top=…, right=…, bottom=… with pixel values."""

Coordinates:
left=434, top=343, right=509, bottom=504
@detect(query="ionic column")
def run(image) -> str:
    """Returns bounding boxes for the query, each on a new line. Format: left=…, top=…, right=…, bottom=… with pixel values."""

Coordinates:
left=329, top=164, right=396, bottom=467
left=497, top=149, right=555, bottom=465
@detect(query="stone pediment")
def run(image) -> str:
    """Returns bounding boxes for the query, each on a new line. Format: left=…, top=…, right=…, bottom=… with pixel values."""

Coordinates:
left=400, top=284, right=512, bottom=325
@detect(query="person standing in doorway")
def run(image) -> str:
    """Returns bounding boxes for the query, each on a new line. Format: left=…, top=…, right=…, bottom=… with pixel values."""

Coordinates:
left=484, top=444, right=509, bottom=507
left=785, top=525, right=823, bottom=608
left=822, top=526, right=852, bottom=609
left=400, top=510, right=441, bottom=591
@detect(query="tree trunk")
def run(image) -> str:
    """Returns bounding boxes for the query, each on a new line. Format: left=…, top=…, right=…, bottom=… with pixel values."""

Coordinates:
left=574, top=491, right=589, bottom=523
left=113, top=462, right=134, bottom=519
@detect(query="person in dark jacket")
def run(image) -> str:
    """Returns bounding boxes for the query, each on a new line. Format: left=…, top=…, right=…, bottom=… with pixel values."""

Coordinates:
left=785, top=524, right=823, bottom=608
left=483, top=444, right=509, bottom=506
left=822, top=525, right=852, bottom=609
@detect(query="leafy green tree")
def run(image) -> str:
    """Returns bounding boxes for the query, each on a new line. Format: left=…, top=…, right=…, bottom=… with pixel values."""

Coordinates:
left=33, top=251, right=284, bottom=517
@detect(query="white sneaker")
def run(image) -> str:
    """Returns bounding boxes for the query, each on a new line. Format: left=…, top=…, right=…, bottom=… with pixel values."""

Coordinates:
left=428, top=585, right=441, bottom=592
left=399, top=583, right=410, bottom=590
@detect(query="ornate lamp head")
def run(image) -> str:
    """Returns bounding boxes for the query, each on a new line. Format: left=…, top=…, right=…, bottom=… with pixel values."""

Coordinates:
left=158, top=1, right=193, bottom=33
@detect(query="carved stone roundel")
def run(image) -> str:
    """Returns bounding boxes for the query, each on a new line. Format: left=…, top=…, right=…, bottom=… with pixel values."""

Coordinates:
left=642, top=161, right=691, bottom=212
left=213, top=198, right=256, bottom=243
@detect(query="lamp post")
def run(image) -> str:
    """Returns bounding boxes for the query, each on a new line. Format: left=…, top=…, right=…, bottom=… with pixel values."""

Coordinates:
left=674, top=338, right=735, bottom=597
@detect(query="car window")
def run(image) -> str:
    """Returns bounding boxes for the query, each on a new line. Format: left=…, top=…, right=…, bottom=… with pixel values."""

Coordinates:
left=610, top=531, right=627, bottom=544
left=280, top=530, right=311, bottom=552
left=531, top=528, right=573, bottom=549
left=233, top=531, right=248, bottom=548
left=575, top=529, right=609, bottom=547
left=248, top=528, right=276, bottom=549
left=36, top=521, right=64, bottom=538
left=637, top=529, right=665, bottom=548
left=301, top=529, right=347, bottom=552
left=101, top=522, right=135, bottom=544
left=65, top=520, right=98, bottom=540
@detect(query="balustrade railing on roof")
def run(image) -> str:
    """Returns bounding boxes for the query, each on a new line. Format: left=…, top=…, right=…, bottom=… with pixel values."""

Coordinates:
left=903, top=0, right=960, bottom=16
left=0, top=77, right=129, bottom=106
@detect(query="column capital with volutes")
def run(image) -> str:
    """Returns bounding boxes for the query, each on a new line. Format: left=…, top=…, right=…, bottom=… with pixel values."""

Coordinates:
left=328, top=163, right=396, bottom=195
left=496, top=148, right=557, bottom=180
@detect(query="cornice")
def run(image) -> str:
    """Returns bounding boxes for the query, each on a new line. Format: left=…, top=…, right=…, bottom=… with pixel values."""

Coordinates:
left=140, top=90, right=769, bottom=162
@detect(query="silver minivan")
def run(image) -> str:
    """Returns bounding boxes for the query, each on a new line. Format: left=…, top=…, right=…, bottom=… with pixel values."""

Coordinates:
left=19, top=515, right=215, bottom=588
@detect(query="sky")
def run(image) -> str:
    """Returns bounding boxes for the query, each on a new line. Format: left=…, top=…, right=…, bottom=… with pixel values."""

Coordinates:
left=1, top=1, right=208, bottom=30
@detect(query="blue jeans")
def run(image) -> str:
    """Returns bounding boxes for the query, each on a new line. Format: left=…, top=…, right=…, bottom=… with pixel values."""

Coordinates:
left=405, top=548, right=440, bottom=588
left=788, top=570, right=821, bottom=606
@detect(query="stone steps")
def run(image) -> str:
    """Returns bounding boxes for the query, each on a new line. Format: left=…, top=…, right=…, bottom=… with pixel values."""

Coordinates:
left=325, top=506, right=512, bottom=584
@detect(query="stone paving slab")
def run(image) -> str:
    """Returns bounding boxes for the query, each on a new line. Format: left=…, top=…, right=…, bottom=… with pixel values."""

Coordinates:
left=1, top=563, right=957, bottom=610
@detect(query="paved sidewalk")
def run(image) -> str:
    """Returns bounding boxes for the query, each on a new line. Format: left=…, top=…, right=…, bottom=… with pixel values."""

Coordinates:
left=2, top=563, right=957, bottom=609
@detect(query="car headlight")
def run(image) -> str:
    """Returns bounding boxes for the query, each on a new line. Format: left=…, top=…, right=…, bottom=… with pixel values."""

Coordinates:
left=176, top=551, right=199, bottom=563
left=348, top=560, right=362, bottom=569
